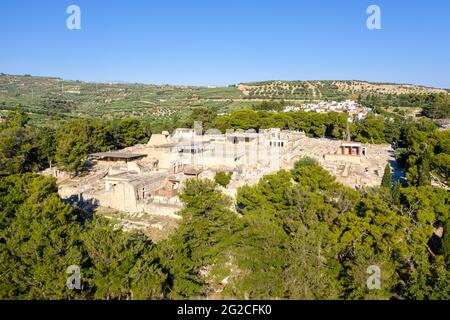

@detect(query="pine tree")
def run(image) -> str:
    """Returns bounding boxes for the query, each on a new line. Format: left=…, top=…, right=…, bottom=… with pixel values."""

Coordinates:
left=443, top=219, right=450, bottom=265
left=214, top=172, right=232, bottom=187
left=391, top=180, right=402, bottom=204
left=381, top=164, right=392, bottom=188
left=418, top=148, right=432, bottom=186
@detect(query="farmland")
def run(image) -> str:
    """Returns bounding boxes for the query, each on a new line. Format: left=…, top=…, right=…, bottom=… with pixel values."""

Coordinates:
left=0, top=74, right=448, bottom=125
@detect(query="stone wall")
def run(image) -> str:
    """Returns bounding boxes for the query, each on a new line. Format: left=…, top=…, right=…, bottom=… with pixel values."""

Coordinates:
left=324, top=154, right=362, bottom=164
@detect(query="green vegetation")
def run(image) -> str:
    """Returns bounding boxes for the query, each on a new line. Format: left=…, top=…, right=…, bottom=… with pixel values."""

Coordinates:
left=348, top=109, right=449, bottom=187
left=2, top=101, right=448, bottom=187
left=0, top=74, right=261, bottom=125
left=358, top=93, right=450, bottom=119
left=214, top=172, right=232, bottom=187
left=1, top=74, right=449, bottom=300
left=0, top=110, right=150, bottom=175
left=242, top=80, right=350, bottom=101
left=292, top=156, right=319, bottom=169
left=230, top=162, right=449, bottom=299
left=0, top=174, right=167, bottom=299
left=210, top=109, right=348, bottom=139
left=352, top=113, right=386, bottom=144
left=443, top=219, right=450, bottom=265
left=186, top=107, right=218, bottom=132
left=1, top=157, right=449, bottom=299
left=381, top=164, right=392, bottom=188
left=251, top=100, right=287, bottom=112
left=395, top=122, right=450, bottom=186
left=159, top=179, right=239, bottom=298
left=2, top=75, right=447, bottom=128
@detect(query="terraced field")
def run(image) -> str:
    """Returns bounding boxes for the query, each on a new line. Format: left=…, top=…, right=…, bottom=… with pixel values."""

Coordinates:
left=238, top=80, right=447, bottom=100
left=0, top=74, right=246, bottom=122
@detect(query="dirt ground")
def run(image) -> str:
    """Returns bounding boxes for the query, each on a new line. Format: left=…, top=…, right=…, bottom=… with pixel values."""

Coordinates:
left=95, top=206, right=180, bottom=243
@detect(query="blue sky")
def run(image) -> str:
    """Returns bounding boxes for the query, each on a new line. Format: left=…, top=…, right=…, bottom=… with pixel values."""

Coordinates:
left=0, top=0, right=449, bottom=87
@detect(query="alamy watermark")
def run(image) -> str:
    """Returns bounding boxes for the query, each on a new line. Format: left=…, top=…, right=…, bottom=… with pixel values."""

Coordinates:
left=367, top=5, right=382, bottom=30
left=63, top=5, right=381, bottom=32
left=66, top=265, right=81, bottom=290
left=66, top=5, right=81, bottom=30
left=366, top=265, right=381, bottom=290
left=64, top=5, right=380, bottom=32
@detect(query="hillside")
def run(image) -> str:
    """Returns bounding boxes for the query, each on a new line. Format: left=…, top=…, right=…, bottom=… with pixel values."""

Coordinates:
left=0, top=74, right=448, bottom=122
left=237, top=80, right=448, bottom=100
left=0, top=74, right=246, bottom=122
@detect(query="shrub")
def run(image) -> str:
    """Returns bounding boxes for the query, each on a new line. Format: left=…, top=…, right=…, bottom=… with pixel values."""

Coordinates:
left=214, top=172, right=232, bottom=187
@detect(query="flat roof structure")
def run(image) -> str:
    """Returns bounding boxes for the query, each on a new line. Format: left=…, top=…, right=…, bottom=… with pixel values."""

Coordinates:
left=341, top=142, right=363, bottom=147
left=104, top=172, right=167, bottom=186
left=153, top=140, right=210, bottom=149
left=174, top=128, right=195, bottom=132
left=90, top=152, right=147, bottom=162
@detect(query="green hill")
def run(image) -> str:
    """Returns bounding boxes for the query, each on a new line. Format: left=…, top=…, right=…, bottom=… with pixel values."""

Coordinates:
left=1, top=74, right=448, bottom=124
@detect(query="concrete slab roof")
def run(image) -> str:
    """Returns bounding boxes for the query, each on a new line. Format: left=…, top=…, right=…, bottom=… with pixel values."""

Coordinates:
left=104, top=172, right=168, bottom=185
left=90, top=152, right=147, bottom=159
left=154, top=141, right=210, bottom=148
left=341, top=142, right=363, bottom=147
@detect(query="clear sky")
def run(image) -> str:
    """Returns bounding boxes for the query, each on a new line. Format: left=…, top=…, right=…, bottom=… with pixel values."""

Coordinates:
left=0, top=0, right=449, bottom=88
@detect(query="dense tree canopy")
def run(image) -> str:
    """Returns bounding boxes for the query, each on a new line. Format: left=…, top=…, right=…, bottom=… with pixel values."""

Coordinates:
left=186, top=108, right=218, bottom=133
left=211, top=109, right=348, bottom=139
left=0, top=113, right=152, bottom=176
left=227, top=161, right=449, bottom=299
left=358, top=93, right=450, bottom=119
left=0, top=173, right=168, bottom=299
left=395, top=122, right=450, bottom=186
left=352, top=113, right=386, bottom=144
left=1, top=158, right=449, bottom=300
left=157, top=179, right=239, bottom=298
left=0, top=96, right=449, bottom=300
left=252, top=100, right=287, bottom=112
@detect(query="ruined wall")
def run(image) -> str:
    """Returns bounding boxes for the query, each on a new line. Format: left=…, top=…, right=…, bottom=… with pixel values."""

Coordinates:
left=324, top=154, right=362, bottom=164
left=138, top=202, right=182, bottom=219
left=95, top=183, right=138, bottom=212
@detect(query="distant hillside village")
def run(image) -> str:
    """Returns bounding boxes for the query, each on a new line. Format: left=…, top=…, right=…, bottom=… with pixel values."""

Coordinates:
left=283, top=100, right=369, bottom=121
